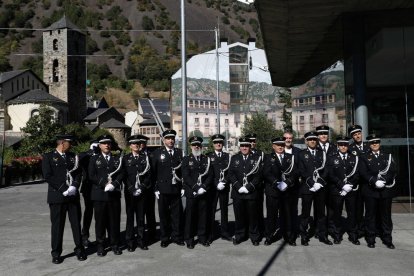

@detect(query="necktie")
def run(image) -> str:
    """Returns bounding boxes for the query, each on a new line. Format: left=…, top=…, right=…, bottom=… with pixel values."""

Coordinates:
left=61, top=153, right=66, bottom=160
left=218, top=152, right=221, bottom=158
left=358, top=145, right=362, bottom=151
left=279, top=154, right=283, bottom=163
left=311, top=150, right=315, bottom=156
left=374, top=153, right=379, bottom=158
left=106, top=155, right=110, bottom=162
left=169, top=149, right=173, bottom=157
left=342, top=154, right=346, bottom=161
left=244, top=155, right=247, bottom=161
left=322, top=144, right=326, bottom=152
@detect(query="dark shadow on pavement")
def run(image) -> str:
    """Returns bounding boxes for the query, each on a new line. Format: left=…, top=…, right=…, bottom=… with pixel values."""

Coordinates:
left=257, top=240, right=287, bottom=276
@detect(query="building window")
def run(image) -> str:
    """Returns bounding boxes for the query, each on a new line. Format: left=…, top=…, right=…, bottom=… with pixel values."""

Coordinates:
left=194, top=117, right=199, bottom=127
left=322, top=114, right=329, bottom=124
left=53, top=59, right=59, bottom=82
left=204, top=118, right=209, bottom=127
left=225, top=119, right=229, bottom=126
left=53, top=39, right=58, bottom=51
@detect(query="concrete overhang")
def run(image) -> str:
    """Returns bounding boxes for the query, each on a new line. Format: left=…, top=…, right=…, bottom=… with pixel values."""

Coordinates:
left=255, top=0, right=414, bottom=87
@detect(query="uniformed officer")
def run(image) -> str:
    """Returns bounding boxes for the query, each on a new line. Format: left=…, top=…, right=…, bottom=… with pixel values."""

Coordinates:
left=348, top=124, right=370, bottom=238
left=123, top=135, right=152, bottom=251
left=299, top=131, right=332, bottom=246
left=316, top=125, right=337, bottom=238
left=138, top=135, right=157, bottom=241
left=182, top=136, right=214, bottom=249
left=207, top=134, right=232, bottom=242
left=78, top=140, right=99, bottom=247
left=228, top=137, right=263, bottom=246
left=42, top=134, right=86, bottom=264
left=263, top=137, right=299, bottom=246
left=88, top=134, right=123, bottom=256
left=246, top=133, right=265, bottom=237
left=150, top=129, right=185, bottom=248
left=326, top=135, right=360, bottom=245
left=359, top=134, right=397, bottom=249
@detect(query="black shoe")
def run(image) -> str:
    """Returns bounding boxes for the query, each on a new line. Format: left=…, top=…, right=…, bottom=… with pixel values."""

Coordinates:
left=160, top=241, right=169, bottom=248
left=288, top=240, right=297, bottom=246
left=82, top=239, right=90, bottom=248
left=319, top=237, right=333, bottom=245
left=174, top=240, right=185, bottom=246
left=252, top=241, right=260, bottom=246
left=348, top=238, right=360, bottom=245
left=301, top=238, right=309, bottom=246
left=97, top=246, right=106, bottom=257
left=233, top=238, right=241, bottom=245
left=201, top=241, right=210, bottom=247
left=76, top=251, right=87, bottom=261
left=186, top=243, right=195, bottom=249
left=384, top=242, right=395, bottom=249
left=137, top=241, right=148, bottom=251
left=264, top=239, right=272, bottom=246
left=221, top=236, right=233, bottom=242
left=112, top=247, right=122, bottom=255
left=367, top=243, right=375, bottom=248
left=52, top=257, right=62, bottom=264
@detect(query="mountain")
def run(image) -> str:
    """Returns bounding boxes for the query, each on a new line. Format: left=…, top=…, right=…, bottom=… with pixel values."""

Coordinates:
left=1, top=0, right=261, bottom=80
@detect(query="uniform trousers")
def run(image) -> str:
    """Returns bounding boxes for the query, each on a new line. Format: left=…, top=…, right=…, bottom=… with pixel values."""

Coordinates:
left=124, top=193, right=145, bottom=244
left=94, top=200, right=121, bottom=248
left=185, top=196, right=208, bottom=243
left=331, top=194, right=357, bottom=240
left=364, top=196, right=393, bottom=244
left=233, top=198, right=260, bottom=242
left=81, top=193, right=93, bottom=240
left=49, top=201, right=83, bottom=257
left=158, top=194, right=183, bottom=242
left=209, top=189, right=230, bottom=241
left=300, top=190, right=328, bottom=239
left=144, top=192, right=157, bottom=239
left=266, top=193, right=297, bottom=242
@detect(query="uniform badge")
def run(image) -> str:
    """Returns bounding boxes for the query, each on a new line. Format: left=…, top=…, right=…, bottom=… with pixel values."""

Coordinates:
left=189, top=161, right=193, bottom=166
left=271, top=158, right=275, bottom=162
left=161, top=154, right=165, bottom=160
left=211, top=157, right=215, bottom=162
left=235, top=160, right=240, bottom=166
left=96, top=160, right=102, bottom=165
left=53, top=157, right=59, bottom=162
left=352, top=151, right=357, bottom=156
left=127, top=159, right=132, bottom=165
left=304, top=154, right=309, bottom=159
left=334, top=159, right=339, bottom=165
left=250, top=159, right=255, bottom=165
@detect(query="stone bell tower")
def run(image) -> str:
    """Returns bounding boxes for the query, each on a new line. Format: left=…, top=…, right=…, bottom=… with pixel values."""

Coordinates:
left=43, top=16, right=86, bottom=123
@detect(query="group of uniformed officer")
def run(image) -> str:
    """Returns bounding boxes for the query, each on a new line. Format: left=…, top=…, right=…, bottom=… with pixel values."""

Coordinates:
left=43, top=124, right=398, bottom=264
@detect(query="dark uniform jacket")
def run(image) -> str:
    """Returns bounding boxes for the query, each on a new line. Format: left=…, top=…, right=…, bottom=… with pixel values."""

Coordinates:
left=263, top=152, right=298, bottom=198
left=349, top=142, right=370, bottom=156
left=207, top=151, right=231, bottom=191
left=317, top=142, right=337, bottom=157
left=359, top=151, right=397, bottom=198
left=42, top=151, right=81, bottom=204
left=327, top=152, right=360, bottom=195
left=123, top=152, right=152, bottom=195
left=150, top=147, right=183, bottom=194
left=298, top=148, right=328, bottom=195
left=228, top=153, right=263, bottom=200
left=88, top=153, right=123, bottom=201
left=78, top=149, right=96, bottom=195
left=182, top=154, right=214, bottom=198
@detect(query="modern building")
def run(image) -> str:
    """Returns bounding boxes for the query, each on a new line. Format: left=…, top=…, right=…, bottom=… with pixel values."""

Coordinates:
left=256, top=0, right=414, bottom=201
left=171, top=39, right=286, bottom=149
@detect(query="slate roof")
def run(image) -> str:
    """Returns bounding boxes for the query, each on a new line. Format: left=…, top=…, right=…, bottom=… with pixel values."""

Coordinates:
left=48, top=16, right=83, bottom=33
left=7, top=89, right=66, bottom=105
left=100, top=118, right=130, bottom=129
left=139, top=99, right=169, bottom=115
left=140, top=114, right=170, bottom=126
left=0, top=70, right=27, bottom=84
left=83, top=108, right=110, bottom=121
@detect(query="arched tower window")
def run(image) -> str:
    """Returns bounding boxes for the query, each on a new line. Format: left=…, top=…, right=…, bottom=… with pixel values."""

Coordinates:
left=53, top=59, right=59, bottom=82
left=53, top=39, right=58, bottom=51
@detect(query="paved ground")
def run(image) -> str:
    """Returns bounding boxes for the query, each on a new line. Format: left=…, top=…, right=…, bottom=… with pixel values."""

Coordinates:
left=0, top=182, right=413, bottom=276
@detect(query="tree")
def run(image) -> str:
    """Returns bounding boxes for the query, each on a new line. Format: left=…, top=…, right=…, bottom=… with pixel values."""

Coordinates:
left=241, top=113, right=283, bottom=154
left=19, top=105, right=63, bottom=156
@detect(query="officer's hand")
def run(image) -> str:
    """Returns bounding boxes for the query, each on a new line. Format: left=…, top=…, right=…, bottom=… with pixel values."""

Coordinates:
left=339, top=190, right=348, bottom=196
left=313, top=182, right=323, bottom=191
left=133, top=189, right=142, bottom=196
left=277, top=181, right=288, bottom=191
left=217, top=182, right=225, bottom=190
left=181, top=189, right=185, bottom=197
left=375, top=180, right=386, bottom=188
left=238, top=187, right=248, bottom=194
left=197, top=188, right=206, bottom=195
left=342, top=184, right=353, bottom=193
left=155, top=191, right=160, bottom=199
left=67, top=186, right=77, bottom=196
left=105, top=183, right=115, bottom=192
left=309, top=187, right=316, bottom=192
left=62, top=190, right=69, bottom=196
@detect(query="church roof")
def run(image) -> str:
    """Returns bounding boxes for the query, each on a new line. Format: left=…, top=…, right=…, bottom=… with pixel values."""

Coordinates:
left=100, top=118, right=131, bottom=129
left=83, top=108, right=110, bottom=120
left=7, top=89, right=67, bottom=105
left=0, top=70, right=27, bottom=84
left=48, top=15, right=83, bottom=33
